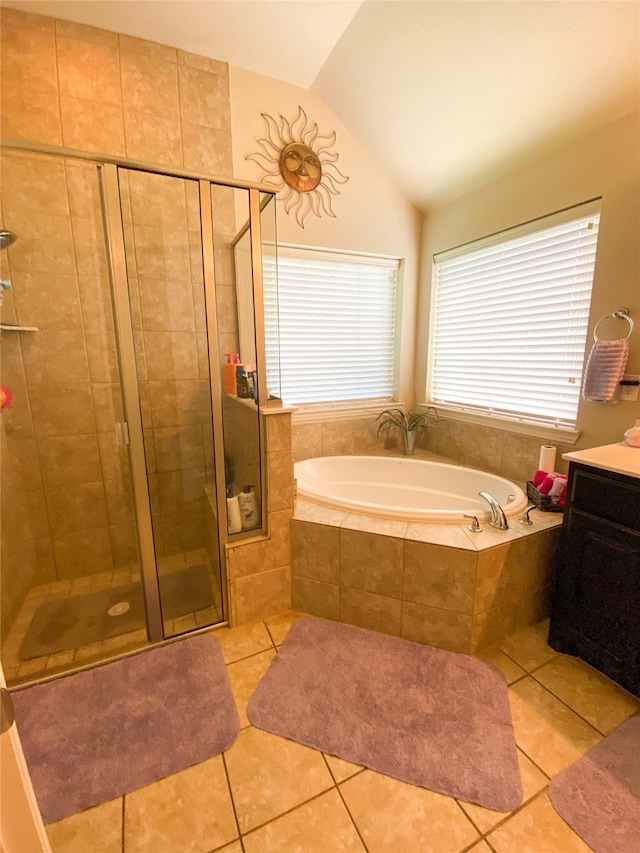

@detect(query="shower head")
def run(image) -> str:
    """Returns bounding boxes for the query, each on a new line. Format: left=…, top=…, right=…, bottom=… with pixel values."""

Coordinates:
left=0, top=231, right=17, bottom=250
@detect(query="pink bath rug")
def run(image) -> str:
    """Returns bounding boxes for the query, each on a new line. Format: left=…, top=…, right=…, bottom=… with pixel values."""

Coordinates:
left=247, top=616, right=522, bottom=811
left=12, top=633, right=239, bottom=823
left=549, top=716, right=640, bottom=853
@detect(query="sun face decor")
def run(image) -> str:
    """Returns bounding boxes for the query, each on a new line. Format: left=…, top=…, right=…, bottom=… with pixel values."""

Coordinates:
left=246, top=107, right=349, bottom=228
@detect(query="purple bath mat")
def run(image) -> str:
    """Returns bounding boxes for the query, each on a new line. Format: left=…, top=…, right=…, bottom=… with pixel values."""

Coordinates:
left=247, top=617, right=522, bottom=811
left=11, top=633, right=239, bottom=824
left=549, top=716, right=640, bottom=853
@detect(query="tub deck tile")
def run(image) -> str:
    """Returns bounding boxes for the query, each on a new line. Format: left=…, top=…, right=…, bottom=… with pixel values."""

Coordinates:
left=294, top=500, right=562, bottom=552
left=340, top=513, right=408, bottom=539
left=293, top=499, right=348, bottom=527
left=404, top=522, right=475, bottom=550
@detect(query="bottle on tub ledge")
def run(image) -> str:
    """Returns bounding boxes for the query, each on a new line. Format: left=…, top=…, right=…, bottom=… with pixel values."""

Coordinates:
left=238, top=485, right=259, bottom=530
left=226, top=485, right=242, bottom=534
left=236, top=364, right=252, bottom=399
left=222, top=353, right=239, bottom=395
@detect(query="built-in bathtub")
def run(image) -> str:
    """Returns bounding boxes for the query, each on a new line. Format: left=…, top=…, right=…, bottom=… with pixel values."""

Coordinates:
left=294, top=455, right=529, bottom=524
left=291, top=453, right=562, bottom=654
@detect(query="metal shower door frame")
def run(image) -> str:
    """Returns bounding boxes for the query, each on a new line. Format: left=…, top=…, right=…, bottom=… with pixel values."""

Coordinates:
left=99, top=164, right=165, bottom=642
left=1, top=137, right=276, bottom=649
left=99, top=168, right=266, bottom=641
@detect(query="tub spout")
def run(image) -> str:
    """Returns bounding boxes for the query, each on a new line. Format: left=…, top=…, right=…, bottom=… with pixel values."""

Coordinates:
left=478, top=491, right=509, bottom=530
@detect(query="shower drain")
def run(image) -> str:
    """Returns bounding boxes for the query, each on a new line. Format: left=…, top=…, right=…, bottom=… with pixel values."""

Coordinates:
left=107, top=601, right=131, bottom=617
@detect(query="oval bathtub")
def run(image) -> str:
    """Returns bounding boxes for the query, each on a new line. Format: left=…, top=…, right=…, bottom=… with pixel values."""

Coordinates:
left=294, top=455, right=529, bottom=524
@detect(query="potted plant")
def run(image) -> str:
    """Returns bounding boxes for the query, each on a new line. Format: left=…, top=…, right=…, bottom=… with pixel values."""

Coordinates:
left=375, top=406, right=441, bottom=455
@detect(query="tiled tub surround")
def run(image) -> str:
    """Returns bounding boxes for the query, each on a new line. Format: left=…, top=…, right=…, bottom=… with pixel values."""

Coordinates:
left=291, top=497, right=562, bottom=653
left=295, top=454, right=529, bottom=522
left=291, top=412, right=576, bottom=484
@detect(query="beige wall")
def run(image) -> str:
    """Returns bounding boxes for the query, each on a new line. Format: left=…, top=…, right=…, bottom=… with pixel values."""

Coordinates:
left=229, top=66, right=422, bottom=410
left=417, top=112, right=640, bottom=468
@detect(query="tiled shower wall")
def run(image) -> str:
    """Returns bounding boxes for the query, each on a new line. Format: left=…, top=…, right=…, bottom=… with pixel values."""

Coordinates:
left=118, top=170, right=219, bottom=560
left=0, top=152, right=136, bottom=638
left=0, top=7, right=232, bottom=172
left=0, top=7, right=237, bottom=636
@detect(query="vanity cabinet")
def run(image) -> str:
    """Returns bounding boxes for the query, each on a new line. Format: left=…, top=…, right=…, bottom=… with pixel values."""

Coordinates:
left=549, top=461, right=640, bottom=698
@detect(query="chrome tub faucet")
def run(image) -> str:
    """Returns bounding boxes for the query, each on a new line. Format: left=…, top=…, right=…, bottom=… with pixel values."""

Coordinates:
left=478, top=491, right=509, bottom=530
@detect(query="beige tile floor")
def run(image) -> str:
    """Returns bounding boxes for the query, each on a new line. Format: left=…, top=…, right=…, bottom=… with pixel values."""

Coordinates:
left=40, top=614, right=639, bottom=853
left=3, top=549, right=223, bottom=686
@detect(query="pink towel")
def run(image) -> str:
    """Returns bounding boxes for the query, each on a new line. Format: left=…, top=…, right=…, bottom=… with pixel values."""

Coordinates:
left=532, top=469, right=547, bottom=487
left=582, top=339, right=629, bottom=403
left=548, top=476, right=567, bottom=498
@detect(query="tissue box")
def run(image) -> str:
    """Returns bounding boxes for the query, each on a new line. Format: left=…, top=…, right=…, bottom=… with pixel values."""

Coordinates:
left=526, top=481, right=564, bottom=512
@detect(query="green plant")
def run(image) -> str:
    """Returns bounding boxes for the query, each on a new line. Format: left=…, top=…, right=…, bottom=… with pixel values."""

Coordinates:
left=375, top=406, right=441, bottom=440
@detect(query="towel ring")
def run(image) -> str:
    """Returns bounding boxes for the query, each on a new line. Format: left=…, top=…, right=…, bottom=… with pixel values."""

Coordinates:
left=593, top=309, right=634, bottom=342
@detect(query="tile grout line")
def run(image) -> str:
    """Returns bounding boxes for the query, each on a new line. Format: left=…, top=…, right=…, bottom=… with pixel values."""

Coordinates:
left=528, top=668, right=640, bottom=737
left=504, top=669, right=615, bottom=786
left=481, top=787, right=551, bottom=847
left=121, top=795, right=126, bottom=853
left=514, top=745, right=551, bottom=786
left=224, top=645, right=276, bottom=668
left=221, top=751, right=246, bottom=853
left=483, top=784, right=551, bottom=841
left=261, top=619, right=279, bottom=650
left=332, top=775, right=371, bottom=853
left=237, top=785, right=338, bottom=842
left=453, top=794, right=485, bottom=846
left=509, top=669, right=612, bottom=740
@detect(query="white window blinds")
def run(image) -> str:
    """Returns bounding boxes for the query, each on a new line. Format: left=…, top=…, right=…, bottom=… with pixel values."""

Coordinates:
left=430, top=201, right=601, bottom=428
left=263, top=247, right=400, bottom=407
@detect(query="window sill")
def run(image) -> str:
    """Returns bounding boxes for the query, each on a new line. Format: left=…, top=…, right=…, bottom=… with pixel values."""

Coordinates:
left=421, top=404, right=582, bottom=445
left=292, top=400, right=404, bottom=424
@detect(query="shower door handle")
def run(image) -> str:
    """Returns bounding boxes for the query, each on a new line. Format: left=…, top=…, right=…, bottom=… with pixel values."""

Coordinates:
left=115, top=421, right=130, bottom=446
left=1, top=687, right=15, bottom=734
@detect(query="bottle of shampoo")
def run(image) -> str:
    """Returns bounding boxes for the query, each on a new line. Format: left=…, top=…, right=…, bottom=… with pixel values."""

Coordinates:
left=236, top=366, right=251, bottom=398
left=222, top=354, right=237, bottom=395
left=226, top=485, right=242, bottom=534
left=238, top=485, right=259, bottom=530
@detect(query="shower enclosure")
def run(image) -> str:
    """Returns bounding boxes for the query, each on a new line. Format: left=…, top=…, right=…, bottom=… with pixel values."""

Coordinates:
left=0, top=142, right=277, bottom=687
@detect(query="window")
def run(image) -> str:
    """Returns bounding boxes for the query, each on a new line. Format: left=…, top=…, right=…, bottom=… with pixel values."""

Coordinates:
left=263, top=246, right=400, bottom=408
left=429, top=200, right=601, bottom=429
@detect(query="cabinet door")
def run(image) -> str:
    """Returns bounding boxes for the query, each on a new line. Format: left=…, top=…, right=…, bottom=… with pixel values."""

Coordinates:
left=553, top=509, right=640, bottom=693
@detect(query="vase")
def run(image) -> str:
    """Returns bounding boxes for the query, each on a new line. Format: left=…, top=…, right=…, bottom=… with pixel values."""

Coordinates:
left=402, top=431, right=417, bottom=455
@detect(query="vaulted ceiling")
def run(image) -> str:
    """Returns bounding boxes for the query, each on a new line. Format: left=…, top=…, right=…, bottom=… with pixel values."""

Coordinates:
left=4, top=1, right=639, bottom=208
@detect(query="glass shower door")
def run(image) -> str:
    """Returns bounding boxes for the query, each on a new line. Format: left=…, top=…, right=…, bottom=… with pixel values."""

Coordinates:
left=214, top=186, right=264, bottom=537
left=117, top=168, right=223, bottom=638
left=0, top=151, right=148, bottom=685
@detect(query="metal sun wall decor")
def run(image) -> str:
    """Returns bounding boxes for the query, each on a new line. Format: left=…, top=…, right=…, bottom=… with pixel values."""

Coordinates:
left=246, top=107, right=349, bottom=227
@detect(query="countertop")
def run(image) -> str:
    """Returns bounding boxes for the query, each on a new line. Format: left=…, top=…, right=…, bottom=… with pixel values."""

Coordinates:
left=563, top=442, right=640, bottom=479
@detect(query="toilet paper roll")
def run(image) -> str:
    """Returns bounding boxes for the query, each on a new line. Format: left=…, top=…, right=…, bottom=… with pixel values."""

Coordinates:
left=538, top=445, right=557, bottom=472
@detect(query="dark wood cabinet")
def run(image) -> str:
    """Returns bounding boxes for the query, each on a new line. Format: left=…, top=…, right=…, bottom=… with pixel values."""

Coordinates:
left=549, top=462, right=640, bottom=698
